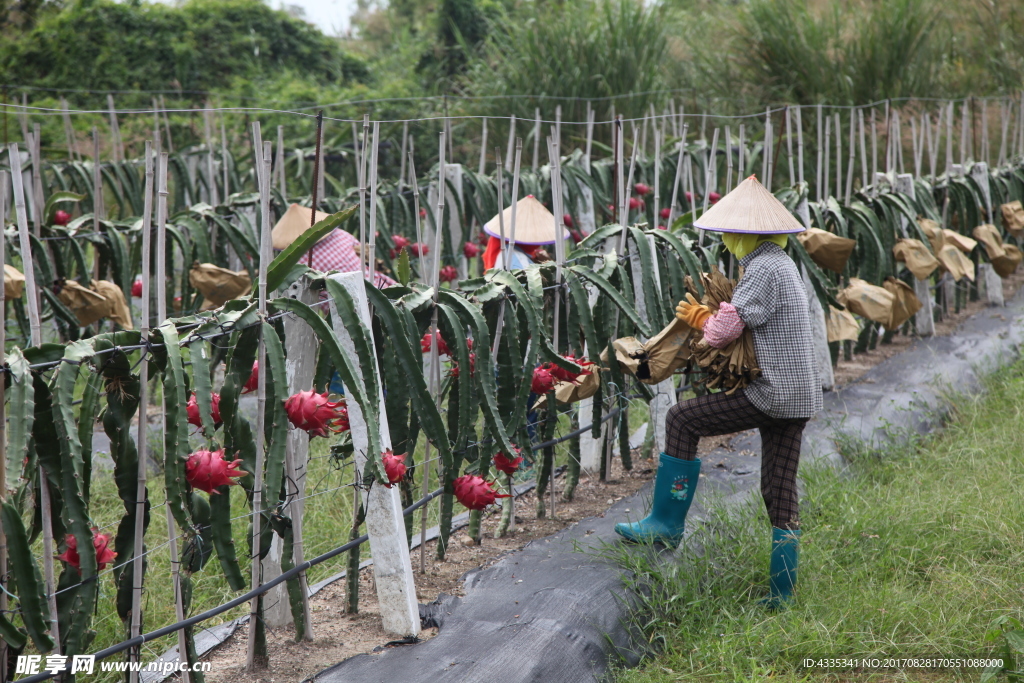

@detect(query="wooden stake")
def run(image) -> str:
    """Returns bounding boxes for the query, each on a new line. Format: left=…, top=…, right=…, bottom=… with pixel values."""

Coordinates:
left=505, top=115, right=516, bottom=173
left=277, top=125, right=287, bottom=197
left=128, top=142, right=154, bottom=683
left=478, top=118, right=488, bottom=175
left=816, top=105, right=823, bottom=201
left=107, top=94, right=124, bottom=163
left=946, top=101, right=955, bottom=175
left=981, top=99, right=989, bottom=165
left=203, top=106, right=218, bottom=206
left=724, top=125, right=733, bottom=193
left=998, top=100, right=1008, bottom=167
left=358, top=117, right=369, bottom=276
left=221, top=116, right=229, bottom=197
left=858, top=109, right=868, bottom=187
left=823, top=115, right=831, bottom=199
left=92, top=127, right=103, bottom=232
left=960, top=99, right=969, bottom=166
left=367, top=121, right=380, bottom=280
left=159, top=95, right=173, bottom=153
left=795, top=107, right=805, bottom=184
left=785, top=107, right=794, bottom=187
left=845, top=111, right=855, bottom=205
left=834, top=113, right=842, bottom=199
left=400, top=121, right=409, bottom=187
left=667, top=125, right=687, bottom=228
left=738, top=123, right=746, bottom=180
left=871, top=108, right=878, bottom=180
left=911, top=115, right=921, bottom=178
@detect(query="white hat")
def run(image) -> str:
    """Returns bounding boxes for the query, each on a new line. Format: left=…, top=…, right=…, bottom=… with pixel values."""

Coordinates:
left=693, top=175, right=805, bottom=234
left=484, top=195, right=571, bottom=245
left=271, top=204, right=334, bottom=251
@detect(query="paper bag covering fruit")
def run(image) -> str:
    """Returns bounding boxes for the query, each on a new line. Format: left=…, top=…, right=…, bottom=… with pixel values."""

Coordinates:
left=796, top=227, right=857, bottom=273
left=4, top=264, right=25, bottom=300
left=917, top=219, right=975, bottom=281
left=837, top=278, right=895, bottom=326
left=1000, top=200, right=1024, bottom=238
left=603, top=317, right=692, bottom=386
left=892, top=239, right=939, bottom=280
left=972, top=224, right=1022, bottom=277
left=533, top=367, right=601, bottom=410
left=189, top=263, right=252, bottom=310
left=883, top=277, right=922, bottom=330
left=826, top=306, right=860, bottom=343
left=57, top=279, right=133, bottom=329
left=993, top=245, right=1022, bottom=278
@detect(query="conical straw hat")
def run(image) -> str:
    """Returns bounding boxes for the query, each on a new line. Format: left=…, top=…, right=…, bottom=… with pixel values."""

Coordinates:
left=272, top=203, right=334, bottom=250
left=693, top=175, right=805, bottom=234
left=483, top=195, right=570, bottom=245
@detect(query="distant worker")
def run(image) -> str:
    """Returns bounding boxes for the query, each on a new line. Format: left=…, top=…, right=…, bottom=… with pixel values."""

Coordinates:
left=272, top=204, right=395, bottom=287
left=482, top=195, right=568, bottom=270
left=615, top=175, right=822, bottom=610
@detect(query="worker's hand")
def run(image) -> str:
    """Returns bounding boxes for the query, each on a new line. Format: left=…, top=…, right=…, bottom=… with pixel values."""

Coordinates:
left=675, top=293, right=712, bottom=329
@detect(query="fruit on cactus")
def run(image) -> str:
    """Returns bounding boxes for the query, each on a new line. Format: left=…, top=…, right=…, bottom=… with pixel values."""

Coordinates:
left=392, top=234, right=410, bottom=251
left=634, top=182, right=651, bottom=196
left=709, top=191, right=721, bottom=204
left=477, top=231, right=490, bottom=247
left=56, top=529, right=118, bottom=570
left=186, top=392, right=222, bottom=428
left=606, top=204, right=616, bottom=213
left=563, top=213, right=573, bottom=228
left=570, top=229, right=583, bottom=243
left=657, top=225, right=667, bottom=230
left=284, top=390, right=350, bottom=437
left=419, top=208, right=427, bottom=218
left=439, top=265, right=458, bottom=282
left=185, top=448, right=247, bottom=494
left=660, top=207, right=672, bottom=220
left=685, top=191, right=694, bottom=202
left=449, top=352, right=476, bottom=378
left=382, top=450, right=407, bottom=488
left=53, top=209, right=71, bottom=226
left=628, top=197, right=643, bottom=211
left=453, top=475, right=510, bottom=511
left=531, top=365, right=557, bottom=394
left=463, top=241, right=480, bottom=258
left=131, top=279, right=143, bottom=298
left=492, top=446, right=524, bottom=476
left=421, top=331, right=450, bottom=356
left=242, top=360, right=259, bottom=394
left=411, top=242, right=429, bottom=257
left=545, top=355, right=594, bottom=384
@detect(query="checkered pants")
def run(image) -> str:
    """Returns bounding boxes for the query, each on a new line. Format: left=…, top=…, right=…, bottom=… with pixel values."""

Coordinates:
left=666, top=390, right=806, bottom=529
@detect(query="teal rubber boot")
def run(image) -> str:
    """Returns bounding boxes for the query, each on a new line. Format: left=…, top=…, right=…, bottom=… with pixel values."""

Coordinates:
left=763, top=527, right=801, bottom=610
left=614, top=454, right=700, bottom=547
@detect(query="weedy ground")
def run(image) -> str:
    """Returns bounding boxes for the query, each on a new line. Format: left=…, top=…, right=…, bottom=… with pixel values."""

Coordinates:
left=609, top=362, right=1024, bottom=683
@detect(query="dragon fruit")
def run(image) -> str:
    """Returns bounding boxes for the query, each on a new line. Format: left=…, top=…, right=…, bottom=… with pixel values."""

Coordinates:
left=284, top=390, right=350, bottom=437
left=410, top=243, right=429, bottom=257
left=563, top=213, right=574, bottom=228
left=660, top=207, right=671, bottom=220
left=531, top=366, right=557, bottom=394
left=55, top=529, right=117, bottom=571
left=634, top=182, right=651, bottom=196
left=628, top=197, right=644, bottom=211
left=421, top=331, right=450, bottom=356
left=453, top=475, right=510, bottom=511
left=493, top=446, right=524, bottom=477
left=53, top=209, right=71, bottom=226
left=185, top=448, right=247, bottom=494
left=463, top=241, right=480, bottom=258
left=131, top=279, right=143, bottom=297
left=186, top=392, right=222, bottom=428
left=569, top=229, right=582, bottom=244
left=382, top=450, right=407, bottom=488
left=242, top=360, right=259, bottom=394
left=544, top=355, right=594, bottom=384
left=449, top=352, right=476, bottom=378
left=393, top=234, right=410, bottom=251
left=439, top=265, right=459, bottom=282
left=709, top=191, right=721, bottom=204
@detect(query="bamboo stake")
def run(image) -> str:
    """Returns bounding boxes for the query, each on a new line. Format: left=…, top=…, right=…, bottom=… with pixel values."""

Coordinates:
left=981, top=99, right=989, bottom=165
left=479, top=118, right=488, bottom=175
left=724, top=126, right=733, bottom=193
left=834, top=113, right=842, bottom=199
left=871, top=108, right=878, bottom=180
left=667, top=125, right=687, bottom=228
left=762, top=110, right=770, bottom=186
left=784, top=107, right=794, bottom=187
left=960, top=100, right=969, bottom=166
left=896, top=109, right=905, bottom=174
left=128, top=142, right=154, bottom=683
left=946, top=101, right=955, bottom=175
left=585, top=104, right=595, bottom=169
left=158, top=95, right=173, bottom=153
left=911, top=116, right=921, bottom=178
left=367, top=121, right=380, bottom=281
left=316, top=115, right=326, bottom=204
left=358, top=117, right=369, bottom=276
left=92, top=128, right=103, bottom=234
left=246, top=130, right=272, bottom=671
left=824, top=115, right=831, bottom=199
left=705, top=127, right=720, bottom=216
left=555, top=105, right=562, bottom=160
left=653, top=129, right=661, bottom=226
left=816, top=105, right=823, bottom=201
left=738, top=123, right=746, bottom=180
left=505, top=115, right=516, bottom=173
left=409, top=149, right=423, bottom=262
left=859, top=109, right=868, bottom=187
left=152, top=99, right=162, bottom=159
left=351, top=121, right=360, bottom=184
left=507, top=140, right=523, bottom=258
left=277, top=125, right=287, bottom=197
left=845, top=111, right=855, bottom=205
left=107, top=94, right=124, bottom=163
left=156, top=150, right=191, bottom=683
left=546, top=135, right=563, bottom=520
left=60, top=98, right=77, bottom=161
left=204, top=106, right=218, bottom=206
left=998, top=100, right=1008, bottom=167
left=400, top=121, right=409, bottom=187
left=795, top=107, right=805, bottom=185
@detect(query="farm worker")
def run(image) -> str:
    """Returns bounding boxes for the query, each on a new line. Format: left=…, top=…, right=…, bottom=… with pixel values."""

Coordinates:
left=614, top=175, right=822, bottom=610
left=482, top=195, right=569, bottom=270
left=271, top=203, right=395, bottom=288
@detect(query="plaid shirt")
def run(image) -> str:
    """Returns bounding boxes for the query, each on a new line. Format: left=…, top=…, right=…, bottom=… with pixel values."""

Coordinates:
left=732, top=242, right=823, bottom=419
left=306, top=229, right=395, bottom=288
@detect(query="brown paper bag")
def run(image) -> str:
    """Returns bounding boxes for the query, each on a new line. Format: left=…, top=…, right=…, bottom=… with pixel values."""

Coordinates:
left=91, top=280, right=133, bottom=330
left=796, top=227, right=857, bottom=273
left=837, top=278, right=895, bottom=325
left=992, top=244, right=1023, bottom=277
left=883, top=277, right=922, bottom=330
left=1000, top=200, right=1024, bottom=238
left=942, top=229, right=977, bottom=254
left=826, top=306, right=860, bottom=342
left=58, top=280, right=111, bottom=327
left=609, top=337, right=645, bottom=377
left=918, top=218, right=944, bottom=255
left=640, top=317, right=692, bottom=384
left=4, top=264, right=25, bottom=300
left=190, top=263, right=252, bottom=308
left=936, top=244, right=975, bottom=281
left=893, top=239, right=939, bottom=280
left=971, top=224, right=1006, bottom=260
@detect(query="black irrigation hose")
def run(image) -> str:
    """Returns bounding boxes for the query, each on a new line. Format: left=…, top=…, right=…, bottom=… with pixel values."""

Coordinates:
left=14, top=486, right=448, bottom=683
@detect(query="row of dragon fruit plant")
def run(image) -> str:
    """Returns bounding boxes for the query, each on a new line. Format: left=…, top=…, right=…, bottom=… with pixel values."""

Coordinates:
left=2, top=100, right=1024, bottom=678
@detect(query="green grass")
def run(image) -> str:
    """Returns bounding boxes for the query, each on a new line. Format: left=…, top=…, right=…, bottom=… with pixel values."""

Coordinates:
left=609, top=362, right=1024, bottom=682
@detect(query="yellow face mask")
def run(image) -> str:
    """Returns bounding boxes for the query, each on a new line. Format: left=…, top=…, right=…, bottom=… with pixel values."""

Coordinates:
left=720, top=233, right=788, bottom=259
